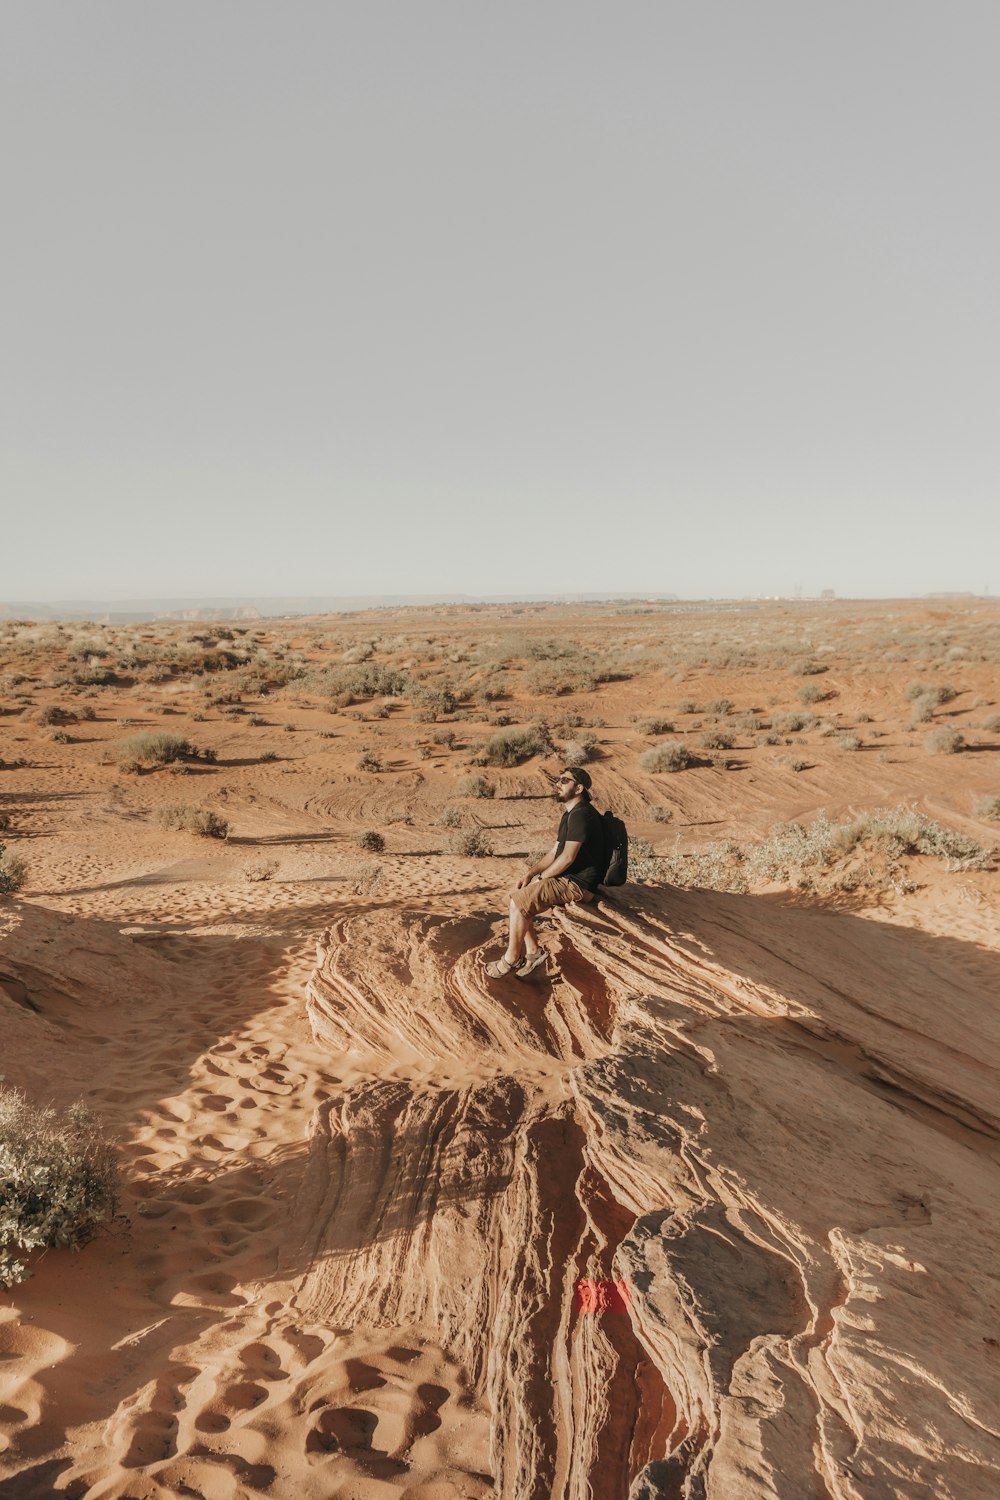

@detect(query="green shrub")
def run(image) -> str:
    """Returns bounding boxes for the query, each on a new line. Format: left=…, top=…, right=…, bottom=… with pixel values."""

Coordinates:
left=154, top=805, right=230, bottom=839
left=458, top=774, right=495, bottom=799
left=0, top=844, right=27, bottom=894
left=0, top=1090, right=118, bottom=1287
left=640, top=741, right=692, bottom=773
left=359, top=830, right=386, bottom=852
left=115, top=732, right=194, bottom=765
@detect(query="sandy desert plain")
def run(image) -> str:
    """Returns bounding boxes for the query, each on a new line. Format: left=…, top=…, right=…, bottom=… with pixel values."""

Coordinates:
left=1, top=596, right=1000, bottom=1500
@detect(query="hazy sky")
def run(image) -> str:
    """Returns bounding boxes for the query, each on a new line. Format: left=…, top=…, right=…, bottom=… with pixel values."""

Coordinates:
left=3, top=1, right=998, bottom=602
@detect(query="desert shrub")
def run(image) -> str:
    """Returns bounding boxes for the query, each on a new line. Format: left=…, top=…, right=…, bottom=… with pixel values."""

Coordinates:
left=909, top=695, right=936, bottom=724
left=704, top=697, right=734, bottom=715
left=526, top=665, right=596, bottom=697
left=115, top=732, right=194, bottom=765
left=981, top=714, right=1000, bottom=733
left=732, top=713, right=764, bottom=734
left=0, top=1089, right=118, bottom=1287
left=244, top=858, right=278, bottom=881
left=28, top=704, right=75, bottom=726
left=449, top=827, right=494, bottom=857
left=837, top=732, right=863, bottom=751
left=562, top=737, right=597, bottom=766
left=758, top=732, right=783, bottom=746
left=650, top=804, right=674, bottom=823
left=791, top=660, right=828, bottom=677
left=49, top=729, right=73, bottom=744
left=925, top=727, right=964, bottom=755
left=433, top=729, right=458, bottom=749
left=676, top=700, right=699, bottom=715
left=797, top=683, right=828, bottom=705
left=638, top=718, right=674, bottom=735
left=699, top=728, right=735, bottom=751
left=357, top=750, right=385, bottom=772
left=905, top=680, right=958, bottom=705
left=358, top=830, right=386, bottom=853
left=154, top=805, right=230, bottom=839
left=857, top=712, right=873, bottom=723
left=772, top=712, right=816, bottom=733
left=438, top=806, right=463, bottom=828
left=789, top=759, right=810, bottom=772
left=458, top=774, right=496, bottom=799
left=640, top=741, right=692, bottom=773
left=481, top=723, right=552, bottom=767
left=0, top=844, right=27, bottom=894
left=974, top=795, right=1000, bottom=821
left=651, top=805, right=991, bottom=896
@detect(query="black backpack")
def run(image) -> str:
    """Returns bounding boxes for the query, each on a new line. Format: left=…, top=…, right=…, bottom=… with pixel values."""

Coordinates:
left=599, top=809, right=629, bottom=887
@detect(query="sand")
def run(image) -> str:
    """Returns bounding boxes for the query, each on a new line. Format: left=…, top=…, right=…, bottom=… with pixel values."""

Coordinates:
left=1, top=597, right=999, bottom=1499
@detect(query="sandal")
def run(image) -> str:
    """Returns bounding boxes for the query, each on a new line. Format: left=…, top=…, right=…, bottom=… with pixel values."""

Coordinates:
left=484, top=956, right=517, bottom=979
left=516, top=949, right=548, bottom=979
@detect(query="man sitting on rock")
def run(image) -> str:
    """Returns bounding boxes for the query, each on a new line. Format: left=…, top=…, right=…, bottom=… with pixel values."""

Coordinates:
left=484, top=766, right=604, bottom=980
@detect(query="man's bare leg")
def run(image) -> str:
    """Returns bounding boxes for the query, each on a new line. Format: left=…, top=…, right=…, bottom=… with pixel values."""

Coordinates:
left=505, top=898, right=540, bottom=966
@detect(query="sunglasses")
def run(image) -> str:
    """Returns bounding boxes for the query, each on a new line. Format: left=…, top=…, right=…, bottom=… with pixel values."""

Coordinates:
left=556, top=774, right=577, bottom=784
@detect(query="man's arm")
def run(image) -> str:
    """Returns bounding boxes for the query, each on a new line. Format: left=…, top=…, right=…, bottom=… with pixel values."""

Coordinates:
left=516, top=839, right=562, bottom=889
left=535, top=840, right=582, bottom=881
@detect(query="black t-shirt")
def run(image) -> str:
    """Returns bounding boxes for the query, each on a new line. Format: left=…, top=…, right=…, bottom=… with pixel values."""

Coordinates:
left=556, top=800, right=605, bottom=892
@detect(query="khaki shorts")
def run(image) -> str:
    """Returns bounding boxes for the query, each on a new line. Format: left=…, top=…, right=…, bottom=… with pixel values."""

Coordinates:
left=509, top=876, right=591, bottom=919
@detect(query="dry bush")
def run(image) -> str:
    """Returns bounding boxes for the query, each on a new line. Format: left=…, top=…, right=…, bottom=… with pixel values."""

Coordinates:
left=797, top=683, right=829, bottom=705
left=640, top=741, right=692, bottom=773
left=26, top=704, right=75, bottom=726
left=650, top=804, right=674, bottom=823
left=154, top=805, right=230, bottom=839
left=973, top=795, right=1000, bottom=821
left=925, top=726, right=964, bottom=755
left=358, top=830, right=386, bottom=853
left=791, top=660, right=828, bottom=677
left=438, top=806, right=463, bottom=828
left=638, top=717, right=674, bottom=735
left=244, top=858, right=278, bottom=882
left=0, top=1089, right=118, bottom=1287
left=649, top=806, right=992, bottom=896
left=0, top=844, right=27, bottom=894
left=772, top=712, right=817, bottom=733
left=905, top=680, right=958, bottom=705
left=458, top=774, right=495, bottom=799
left=981, top=714, right=1000, bottom=733
left=704, top=697, right=734, bottom=715
left=449, top=827, right=495, bottom=857
left=837, top=732, right=863, bottom=751
left=699, top=728, right=735, bottom=751
left=479, top=723, right=552, bottom=768
left=357, top=750, right=385, bottom=772
left=562, top=737, right=597, bottom=766
left=115, top=732, right=195, bottom=765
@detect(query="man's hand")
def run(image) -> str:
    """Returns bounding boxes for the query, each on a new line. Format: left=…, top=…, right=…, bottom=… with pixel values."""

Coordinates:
left=516, top=869, right=539, bottom=889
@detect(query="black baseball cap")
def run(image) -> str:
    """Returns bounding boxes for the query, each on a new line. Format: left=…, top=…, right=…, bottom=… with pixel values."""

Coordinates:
left=561, top=766, right=592, bottom=789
